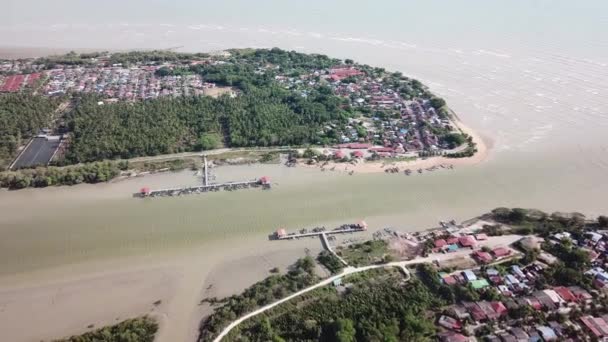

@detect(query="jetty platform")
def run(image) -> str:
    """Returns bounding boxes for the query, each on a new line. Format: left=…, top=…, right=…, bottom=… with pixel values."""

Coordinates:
left=272, top=222, right=367, bottom=241
left=272, top=222, right=368, bottom=266
left=136, top=156, right=271, bottom=198
left=136, top=178, right=270, bottom=198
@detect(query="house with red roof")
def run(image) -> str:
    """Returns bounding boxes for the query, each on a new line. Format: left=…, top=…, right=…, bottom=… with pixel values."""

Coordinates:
left=595, top=317, right=608, bottom=336
left=329, top=67, right=364, bottom=81
left=525, top=297, right=543, bottom=310
left=491, top=301, right=508, bottom=317
left=475, top=233, right=488, bottom=241
left=351, top=150, right=364, bottom=158
left=446, top=236, right=459, bottom=245
left=554, top=287, right=576, bottom=303
left=334, top=150, right=345, bottom=159
left=435, top=239, right=447, bottom=248
left=438, top=315, right=462, bottom=331
left=473, top=251, right=493, bottom=264
left=340, top=143, right=371, bottom=149
left=458, top=236, right=476, bottom=248
left=492, top=247, right=511, bottom=258
left=464, top=302, right=487, bottom=322
left=477, top=301, right=500, bottom=320
left=370, top=147, right=395, bottom=153
left=569, top=286, right=593, bottom=303
left=580, top=316, right=608, bottom=338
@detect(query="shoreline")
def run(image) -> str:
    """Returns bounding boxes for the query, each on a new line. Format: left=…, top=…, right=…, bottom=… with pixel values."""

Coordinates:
left=0, top=212, right=486, bottom=342
left=300, top=116, right=491, bottom=174
left=0, top=229, right=334, bottom=342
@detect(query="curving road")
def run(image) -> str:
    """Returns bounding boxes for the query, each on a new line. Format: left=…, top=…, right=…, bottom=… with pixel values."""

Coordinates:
left=212, top=261, right=411, bottom=342
left=212, top=234, right=522, bottom=341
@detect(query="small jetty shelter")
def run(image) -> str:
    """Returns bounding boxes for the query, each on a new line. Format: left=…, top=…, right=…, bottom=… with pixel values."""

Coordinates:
left=357, top=220, right=368, bottom=230
left=276, top=228, right=287, bottom=239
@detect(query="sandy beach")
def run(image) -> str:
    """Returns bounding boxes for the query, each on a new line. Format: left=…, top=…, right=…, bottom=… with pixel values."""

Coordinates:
left=302, top=117, right=491, bottom=174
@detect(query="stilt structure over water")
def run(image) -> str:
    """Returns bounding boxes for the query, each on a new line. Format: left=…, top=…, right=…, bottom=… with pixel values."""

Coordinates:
left=135, top=155, right=271, bottom=198
left=203, top=155, right=209, bottom=186
left=272, top=221, right=367, bottom=240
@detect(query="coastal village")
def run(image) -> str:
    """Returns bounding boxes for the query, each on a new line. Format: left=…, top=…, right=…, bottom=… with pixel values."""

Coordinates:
left=1, top=50, right=473, bottom=175
left=0, top=58, right=221, bottom=100
left=276, top=66, right=456, bottom=155
left=262, top=210, right=608, bottom=342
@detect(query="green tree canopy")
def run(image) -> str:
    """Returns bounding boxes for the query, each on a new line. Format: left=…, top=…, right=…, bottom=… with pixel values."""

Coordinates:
left=333, top=318, right=356, bottom=342
left=199, top=133, right=221, bottom=150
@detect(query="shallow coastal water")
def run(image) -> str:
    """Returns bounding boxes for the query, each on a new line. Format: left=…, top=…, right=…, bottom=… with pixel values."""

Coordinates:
left=0, top=0, right=608, bottom=275
left=1, top=2, right=608, bottom=341
left=1, top=151, right=607, bottom=276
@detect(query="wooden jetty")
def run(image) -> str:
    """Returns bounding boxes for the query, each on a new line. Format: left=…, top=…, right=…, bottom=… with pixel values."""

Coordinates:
left=272, top=222, right=368, bottom=266
left=136, top=155, right=271, bottom=198
left=136, top=177, right=270, bottom=198
left=272, top=222, right=367, bottom=241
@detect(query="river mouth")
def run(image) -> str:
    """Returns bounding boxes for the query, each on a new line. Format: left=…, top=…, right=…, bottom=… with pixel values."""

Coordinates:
left=1, top=149, right=607, bottom=277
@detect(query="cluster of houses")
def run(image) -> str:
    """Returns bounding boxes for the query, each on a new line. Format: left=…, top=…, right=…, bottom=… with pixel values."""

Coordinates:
left=40, top=66, right=209, bottom=100
left=330, top=68, right=452, bottom=152
left=0, top=59, right=45, bottom=74
left=432, top=226, right=608, bottom=341
left=273, top=64, right=457, bottom=156
left=3, top=56, right=459, bottom=158
left=0, top=58, right=222, bottom=100
left=436, top=260, right=602, bottom=341
left=545, top=229, right=608, bottom=292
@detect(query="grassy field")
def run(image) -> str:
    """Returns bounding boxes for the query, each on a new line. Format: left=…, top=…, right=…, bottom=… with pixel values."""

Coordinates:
left=336, top=240, right=392, bottom=266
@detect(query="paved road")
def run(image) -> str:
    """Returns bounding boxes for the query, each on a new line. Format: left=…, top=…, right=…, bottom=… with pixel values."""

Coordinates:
left=212, top=262, right=411, bottom=342
left=11, top=137, right=60, bottom=169
left=127, top=147, right=290, bottom=163
left=212, top=234, right=522, bottom=341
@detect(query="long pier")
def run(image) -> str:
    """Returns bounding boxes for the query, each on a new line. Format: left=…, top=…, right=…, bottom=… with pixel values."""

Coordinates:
left=273, top=225, right=366, bottom=266
left=276, top=227, right=365, bottom=240
left=136, top=178, right=270, bottom=198
left=136, top=155, right=271, bottom=198
left=203, top=155, right=209, bottom=186
left=320, top=232, right=349, bottom=266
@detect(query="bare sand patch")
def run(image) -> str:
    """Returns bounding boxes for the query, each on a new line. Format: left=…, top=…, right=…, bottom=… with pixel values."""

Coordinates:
left=0, top=232, right=327, bottom=342
left=0, top=266, right=177, bottom=342
left=203, top=86, right=236, bottom=98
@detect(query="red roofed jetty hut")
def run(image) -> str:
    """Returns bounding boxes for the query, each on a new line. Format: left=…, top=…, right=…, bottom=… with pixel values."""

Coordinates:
left=140, top=187, right=151, bottom=197
left=259, top=176, right=271, bottom=189
left=357, top=221, right=368, bottom=230
left=276, top=228, right=287, bottom=239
